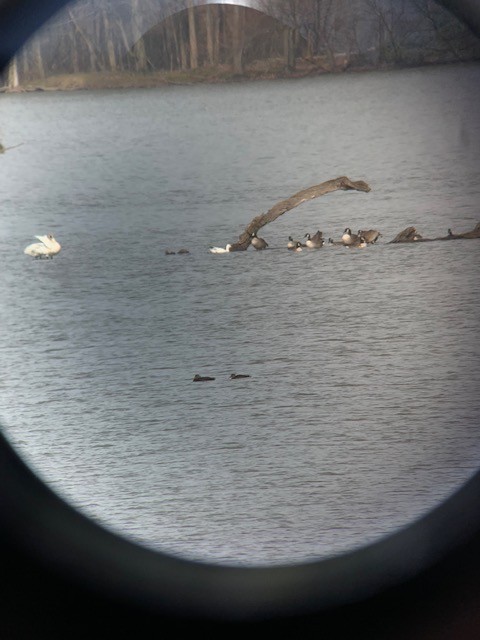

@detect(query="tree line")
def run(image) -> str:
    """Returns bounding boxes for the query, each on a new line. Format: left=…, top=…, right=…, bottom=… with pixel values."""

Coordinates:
left=3, top=0, right=480, bottom=89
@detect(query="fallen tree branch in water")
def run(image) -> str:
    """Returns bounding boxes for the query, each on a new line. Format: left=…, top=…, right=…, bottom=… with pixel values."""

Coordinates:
left=228, top=176, right=371, bottom=251
left=389, top=222, right=480, bottom=243
left=389, top=227, right=423, bottom=243
left=0, top=142, right=24, bottom=154
left=450, top=222, right=480, bottom=239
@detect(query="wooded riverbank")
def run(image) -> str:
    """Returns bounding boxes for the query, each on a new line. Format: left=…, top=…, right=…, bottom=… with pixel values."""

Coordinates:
left=3, top=1, right=480, bottom=93
left=0, top=57, right=470, bottom=93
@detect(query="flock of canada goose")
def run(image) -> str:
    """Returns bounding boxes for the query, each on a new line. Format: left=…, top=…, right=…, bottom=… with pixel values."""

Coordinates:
left=19, top=227, right=385, bottom=259
left=23, top=222, right=479, bottom=259
left=209, top=227, right=381, bottom=253
left=23, top=223, right=477, bottom=387
left=209, top=222, right=480, bottom=253
left=287, top=227, right=382, bottom=250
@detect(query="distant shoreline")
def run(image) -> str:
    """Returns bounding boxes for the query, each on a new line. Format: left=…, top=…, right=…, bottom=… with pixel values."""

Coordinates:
left=1, top=58, right=477, bottom=93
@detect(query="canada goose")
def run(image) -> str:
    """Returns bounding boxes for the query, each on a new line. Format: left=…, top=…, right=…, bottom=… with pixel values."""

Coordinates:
left=357, top=229, right=382, bottom=244
left=230, top=373, right=251, bottom=379
left=24, top=234, right=61, bottom=258
left=304, top=231, right=324, bottom=248
left=291, top=241, right=303, bottom=252
left=348, top=235, right=367, bottom=249
left=341, top=228, right=358, bottom=245
left=209, top=244, right=232, bottom=254
left=250, top=232, right=268, bottom=250
left=193, top=374, right=215, bottom=382
left=287, top=236, right=299, bottom=249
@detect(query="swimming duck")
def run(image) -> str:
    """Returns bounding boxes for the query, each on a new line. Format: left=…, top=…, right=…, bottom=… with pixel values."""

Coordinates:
left=177, top=248, right=190, bottom=254
left=193, top=374, right=215, bottom=382
left=230, top=373, right=251, bottom=379
left=304, top=231, right=324, bottom=248
left=165, top=250, right=176, bottom=255
left=24, top=234, right=61, bottom=258
left=250, top=231, right=268, bottom=250
left=209, top=244, right=232, bottom=254
left=341, top=228, right=359, bottom=245
left=357, top=229, right=381, bottom=244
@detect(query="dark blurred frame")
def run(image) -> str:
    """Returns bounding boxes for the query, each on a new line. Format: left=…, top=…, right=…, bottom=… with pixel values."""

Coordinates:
left=1, top=1, right=480, bottom=637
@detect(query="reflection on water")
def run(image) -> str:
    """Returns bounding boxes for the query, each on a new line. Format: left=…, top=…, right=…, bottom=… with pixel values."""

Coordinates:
left=0, top=63, right=480, bottom=565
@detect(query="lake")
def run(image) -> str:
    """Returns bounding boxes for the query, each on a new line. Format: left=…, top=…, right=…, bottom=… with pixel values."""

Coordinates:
left=0, top=62, right=479, bottom=566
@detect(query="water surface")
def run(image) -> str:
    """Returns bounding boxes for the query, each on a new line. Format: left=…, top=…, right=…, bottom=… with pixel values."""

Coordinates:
left=1, top=63, right=479, bottom=565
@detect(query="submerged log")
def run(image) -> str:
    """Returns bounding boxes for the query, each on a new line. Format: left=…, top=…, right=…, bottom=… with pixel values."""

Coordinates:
left=390, top=223, right=480, bottom=243
left=454, top=222, right=480, bottom=239
left=427, top=225, right=480, bottom=241
left=228, top=176, right=371, bottom=251
left=389, top=227, right=424, bottom=243
left=434, top=228, right=459, bottom=240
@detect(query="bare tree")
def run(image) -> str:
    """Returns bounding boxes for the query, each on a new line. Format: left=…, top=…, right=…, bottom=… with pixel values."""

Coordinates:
left=231, top=5, right=245, bottom=74
left=131, top=0, right=148, bottom=71
left=257, top=0, right=301, bottom=69
left=68, top=5, right=102, bottom=71
left=187, top=1, right=198, bottom=69
left=301, top=0, right=339, bottom=67
left=6, top=0, right=480, bottom=84
left=411, top=0, right=480, bottom=61
left=7, top=56, right=20, bottom=89
left=102, top=6, right=117, bottom=71
left=362, top=0, right=420, bottom=64
left=204, top=4, right=217, bottom=66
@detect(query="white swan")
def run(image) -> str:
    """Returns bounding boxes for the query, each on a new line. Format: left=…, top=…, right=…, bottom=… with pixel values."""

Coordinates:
left=24, top=234, right=61, bottom=258
left=209, top=244, right=232, bottom=254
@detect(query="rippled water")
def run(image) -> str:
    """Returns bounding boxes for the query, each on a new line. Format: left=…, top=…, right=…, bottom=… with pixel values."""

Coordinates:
left=1, top=63, right=480, bottom=565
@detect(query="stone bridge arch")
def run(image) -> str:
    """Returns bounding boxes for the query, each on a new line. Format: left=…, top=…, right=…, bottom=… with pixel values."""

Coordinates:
left=127, top=0, right=300, bottom=74
left=5, top=0, right=300, bottom=86
left=128, top=0, right=293, bottom=53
